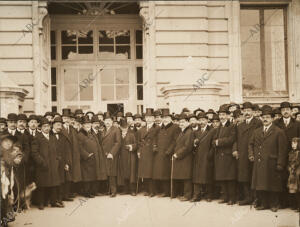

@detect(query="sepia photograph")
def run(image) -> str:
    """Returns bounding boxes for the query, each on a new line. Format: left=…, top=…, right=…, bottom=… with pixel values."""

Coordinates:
left=0, top=0, right=300, bottom=226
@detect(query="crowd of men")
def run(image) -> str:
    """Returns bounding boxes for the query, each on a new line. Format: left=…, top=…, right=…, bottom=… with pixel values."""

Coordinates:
left=1, top=101, right=300, bottom=226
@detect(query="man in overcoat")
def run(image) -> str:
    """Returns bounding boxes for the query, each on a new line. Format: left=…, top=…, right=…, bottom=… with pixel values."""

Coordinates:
left=212, top=105, right=237, bottom=205
left=153, top=109, right=180, bottom=197
left=102, top=112, right=121, bottom=197
left=232, top=102, right=262, bottom=205
left=172, top=113, right=194, bottom=201
left=249, top=106, right=288, bottom=212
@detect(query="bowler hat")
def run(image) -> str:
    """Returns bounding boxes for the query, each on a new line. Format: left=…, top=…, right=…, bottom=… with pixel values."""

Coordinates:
left=242, top=102, right=253, bottom=110
left=91, top=115, right=100, bottom=123
left=280, top=101, right=291, bottom=109
left=0, top=117, right=6, bottom=124
left=40, top=117, right=50, bottom=126
left=0, top=134, right=17, bottom=144
left=252, top=104, right=260, bottom=111
left=104, top=112, right=113, bottom=120
left=154, top=109, right=162, bottom=117
left=44, top=112, right=54, bottom=118
left=17, top=114, right=27, bottom=121
left=197, top=112, right=208, bottom=119
left=273, top=108, right=281, bottom=115
left=193, top=108, right=205, bottom=115
left=261, top=105, right=274, bottom=117
left=218, top=104, right=230, bottom=114
left=125, top=112, right=133, bottom=118
left=74, top=109, right=84, bottom=115
left=85, top=111, right=94, bottom=116
left=188, top=113, right=197, bottom=120
left=182, top=108, right=190, bottom=113
left=53, top=116, right=63, bottom=124
left=134, top=114, right=142, bottom=120
left=206, top=109, right=215, bottom=115
left=119, top=119, right=128, bottom=128
left=7, top=113, right=18, bottom=122
left=97, top=111, right=104, bottom=116
left=233, top=109, right=242, bottom=118
left=28, top=115, right=38, bottom=122
left=212, top=113, right=220, bottom=121
left=116, top=111, right=124, bottom=118
left=82, top=116, right=91, bottom=124
left=178, top=113, right=189, bottom=121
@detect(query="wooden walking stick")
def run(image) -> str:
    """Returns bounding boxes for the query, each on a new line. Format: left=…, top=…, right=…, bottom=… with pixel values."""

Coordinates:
left=171, top=156, right=174, bottom=199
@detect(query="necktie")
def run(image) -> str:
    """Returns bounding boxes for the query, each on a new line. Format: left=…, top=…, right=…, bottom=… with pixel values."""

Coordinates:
left=285, top=120, right=288, bottom=127
left=264, top=127, right=267, bottom=135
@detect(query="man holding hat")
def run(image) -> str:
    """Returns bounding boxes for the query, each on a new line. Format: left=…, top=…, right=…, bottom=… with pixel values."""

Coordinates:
left=137, top=108, right=159, bottom=196
left=172, top=113, right=194, bottom=201
left=102, top=112, right=121, bottom=197
left=232, top=102, right=262, bottom=206
left=152, top=108, right=180, bottom=197
left=249, top=105, right=288, bottom=212
left=274, top=101, right=300, bottom=208
left=212, top=104, right=237, bottom=205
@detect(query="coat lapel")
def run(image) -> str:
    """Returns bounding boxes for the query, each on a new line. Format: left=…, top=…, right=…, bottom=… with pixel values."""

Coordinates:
left=263, top=124, right=274, bottom=140
left=61, top=127, right=71, bottom=143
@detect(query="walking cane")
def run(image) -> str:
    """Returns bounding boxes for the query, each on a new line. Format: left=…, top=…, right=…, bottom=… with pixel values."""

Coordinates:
left=171, top=156, right=174, bottom=199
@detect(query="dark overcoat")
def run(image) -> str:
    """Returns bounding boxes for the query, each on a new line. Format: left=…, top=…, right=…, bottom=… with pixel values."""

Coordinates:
left=31, top=133, right=60, bottom=187
left=77, top=129, right=102, bottom=182
left=137, top=124, right=159, bottom=179
left=152, top=123, right=180, bottom=180
left=193, top=126, right=215, bottom=184
left=173, top=127, right=194, bottom=180
left=61, top=126, right=82, bottom=183
left=118, top=131, right=137, bottom=185
left=213, top=121, right=237, bottom=181
left=249, top=124, right=288, bottom=192
left=102, top=126, right=121, bottom=177
left=233, top=118, right=262, bottom=182
left=91, top=130, right=107, bottom=180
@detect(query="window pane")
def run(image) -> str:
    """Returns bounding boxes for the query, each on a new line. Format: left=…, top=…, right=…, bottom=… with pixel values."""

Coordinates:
left=78, top=46, right=93, bottom=54
left=51, top=31, right=56, bottom=45
left=116, top=69, right=129, bottom=84
left=116, top=85, right=129, bottom=100
left=241, top=10, right=262, bottom=93
left=80, top=86, right=93, bottom=101
left=99, top=46, right=114, bottom=58
left=51, top=86, right=57, bottom=101
left=136, top=30, right=142, bottom=44
left=51, top=68, right=56, bottom=85
left=137, top=85, right=143, bottom=100
left=101, top=69, right=114, bottom=84
left=99, top=31, right=114, bottom=44
left=116, top=46, right=130, bottom=59
left=115, top=30, right=130, bottom=44
left=64, top=69, right=78, bottom=85
left=78, top=30, right=93, bottom=44
left=51, top=46, right=56, bottom=60
left=65, top=85, right=78, bottom=101
left=52, top=106, right=57, bottom=113
left=137, top=67, right=143, bottom=84
left=136, top=46, right=143, bottom=59
left=101, top=86, right=114, bottom=101
left=62, top=46, right=76, bottom=60
left=61, top=30, right=76, bottom=44
left=264, top=9, right=287, bottom=91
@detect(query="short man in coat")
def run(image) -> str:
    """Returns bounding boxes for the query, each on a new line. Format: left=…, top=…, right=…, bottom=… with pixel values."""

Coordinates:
left=118, top=119, right=138, bottom=195
left=137, top=108, right=159, bottom=196
left=152, top=109, right=180, bottom=197
left=172, top=113, right=194, bottom=201
left=212, top=105, right=237, bottom=205
left=192, top=112, right=215, bottom=202
left=102, top=112, right=121, bottom=197
left=31, top=118, right=63, bottom=209
left=232, top=102, right=262, bottom=205
left=249, top=106, right=288, bottom=212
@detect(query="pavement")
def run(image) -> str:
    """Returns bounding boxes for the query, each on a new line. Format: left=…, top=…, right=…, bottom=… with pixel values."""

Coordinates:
left=12, top=195, right=299, bottom=227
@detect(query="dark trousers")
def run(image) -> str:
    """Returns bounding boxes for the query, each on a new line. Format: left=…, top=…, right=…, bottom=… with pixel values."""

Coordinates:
left=141, top=178, right=154, bottom=194
left=109, top=176, right=117, bottom=194
left=174, top=179, right=192, bottom=199
left=98, top=180, right=108, bottom=194
left=257, top=191, right=279, bottom=208
left=238, top=182, right=252, bottom=202
left=59, top=181, right=71, bottom=200
left=83, top=181, right=98, bottom=196
left=288, top=193, right=300, bottom=209
left=219, top=180, right=236, bottom=202
left=36, top=186, right=58, bottom=206
left=153, top=180, right=170, bottom=195
left=193, top=183, right=213, bottom=199
left=122, top=179, right=136, bottom=193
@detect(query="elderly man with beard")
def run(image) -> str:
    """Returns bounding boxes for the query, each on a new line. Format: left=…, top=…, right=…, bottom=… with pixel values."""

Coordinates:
left=192, top=112, right=215, bottom=202
left=172, top=113, right=194, bottom=201
left=152, top=109, right=180, bottom=197
left=212, top=105, right=237, bottom=205
left=249, top=106, right=288, bottom=212
left=274, top=102, right=300, bottom=209
left=31, top=118, right=62, bottom=210
left=137, top=108, right=159, bottom=197
left=232, top=102, right=262, bottom=206
left=1, top=134, right=23, bottom=227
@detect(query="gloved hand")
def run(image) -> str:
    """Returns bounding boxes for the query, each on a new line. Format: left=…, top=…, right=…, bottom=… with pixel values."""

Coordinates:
left=249, top=155, right=254, bottom=162
left=232, top=151, right=239, bottom=159
left=107, top=153, right=113, bottom=159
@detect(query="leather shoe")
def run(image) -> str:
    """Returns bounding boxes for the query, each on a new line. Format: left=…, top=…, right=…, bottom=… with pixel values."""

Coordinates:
left=227, top=201, right=235, bottom=205
left=149, top=193, right=155, bottom=197
left=38, top=204, right=44, bottom=210
left=206, top=198, right=212, bottom=202
left=110, top=193, right=116, bottom=198
left=51, top=202, right=64, bottom=208
left=63, top=197, right=74, bottom=202
left=144, top=192, right=149, bottom=196
left=131, top=192, right=137, bottom=196
left=238, top=199, right=251, bottom=206
left=271, top=206, right=278, bottom=212
left=180, top=197, right=190, bottom=202
left=190, top=197, right=201, bottom=202
left=255, top=206, right=267, bottom=210
left=157, top=193, right=169, bottom=198
left=218, top=200, right=228, bottom=204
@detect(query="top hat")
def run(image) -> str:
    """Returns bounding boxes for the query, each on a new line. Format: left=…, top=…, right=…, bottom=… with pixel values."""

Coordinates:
left=62, top=108, right=71, bottom=117
left=74, top=109, right=84, bottom=115
left=7, top=113, right=18, bottom=122
left=280, top=101, right=292, bottom=110
left=145, top=108, right=154, bottom=117
left=161, top=108, right=171, bottom=117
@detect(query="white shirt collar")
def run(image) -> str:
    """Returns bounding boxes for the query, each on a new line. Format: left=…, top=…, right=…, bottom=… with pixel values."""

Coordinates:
left=42, top=132, right=49, bottom=139
left=284, top=117, right=291, bottom=125
left=264, top=123, right=272, bottom=132
left=246, top=116, right=254, bottom=124
left=201, top=124, right=208, bottom=131
left=221, top=120, right=228, bottom=127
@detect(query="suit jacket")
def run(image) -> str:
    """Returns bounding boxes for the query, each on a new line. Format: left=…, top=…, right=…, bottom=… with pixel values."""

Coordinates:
left=102, top=126, right=121, bottom=176
left=249, top=124, right=288, bottom=191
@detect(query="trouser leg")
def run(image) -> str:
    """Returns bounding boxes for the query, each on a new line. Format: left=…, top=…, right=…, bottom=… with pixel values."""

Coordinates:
left=183, top=179, right=192, bottom=199
left=162, top=180, right=170, bottom=195
left=269, top=191, right=279, bottom=208
left=206, top=184, right=214, bottom=200
left=193, top=183, right=201, bottom=199
left=227, top=181, right=236, bottom=202
left=109, top=176, right=117, bottom=194
left=36, top=187, right=45, bottom=206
